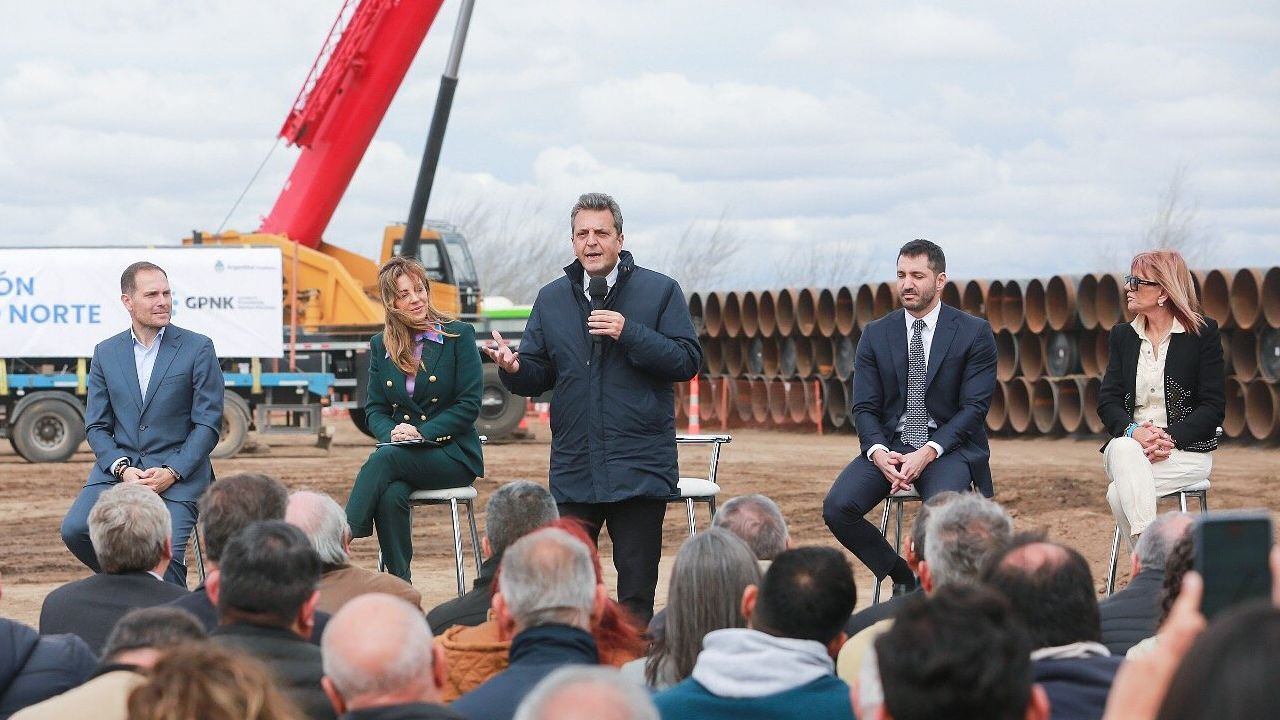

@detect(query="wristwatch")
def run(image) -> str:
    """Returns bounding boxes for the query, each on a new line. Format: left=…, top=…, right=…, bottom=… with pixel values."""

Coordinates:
left=111, top=457, right=131, bottom=479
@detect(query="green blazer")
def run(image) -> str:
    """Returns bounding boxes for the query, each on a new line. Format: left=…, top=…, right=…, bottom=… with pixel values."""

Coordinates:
left=365, top=321, right=484, bottom=479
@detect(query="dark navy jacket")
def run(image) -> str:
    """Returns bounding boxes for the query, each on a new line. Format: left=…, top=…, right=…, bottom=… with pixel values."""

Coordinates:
left=1098, top=569, right=1162, bottom=655
left=450, top=624, right=599, bottom=720
left=501, top=252, right=701, bottom=503
left=0, top=618, right=96, bottom=718
left=1033, top=655, right=1123, bottom=720
left=852, top=304, right=998, bottom=496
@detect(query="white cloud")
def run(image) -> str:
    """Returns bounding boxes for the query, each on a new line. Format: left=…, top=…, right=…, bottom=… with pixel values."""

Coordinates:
left=0, top=0, right=1276, bottom=290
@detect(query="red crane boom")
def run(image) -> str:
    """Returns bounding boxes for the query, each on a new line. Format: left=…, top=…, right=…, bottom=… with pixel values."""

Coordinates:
left=258, top=0, right=448, bottom=248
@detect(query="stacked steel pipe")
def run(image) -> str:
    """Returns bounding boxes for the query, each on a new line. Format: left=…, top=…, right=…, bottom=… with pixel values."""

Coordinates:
left=682, top=267, right=1280, bottom=441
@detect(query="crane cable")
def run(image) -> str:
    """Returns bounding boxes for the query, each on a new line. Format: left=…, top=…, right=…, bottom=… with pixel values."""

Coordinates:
left=215, top=137, right=282, bottom=236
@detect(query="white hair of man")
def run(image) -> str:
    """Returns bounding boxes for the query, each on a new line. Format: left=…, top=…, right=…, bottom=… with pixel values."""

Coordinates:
left=923, top=493, right=1013, bottom=590
left=89, top=483, right=171, bottom=574
left=712, top=494, right=789, bottom=561
left=514, top=666, right=659, bottom=720
left=322, top=593, right=435, bottom=701
left=1134, top=511, right=1192, bottom=574
left=499, top=527, right=597, bottom=630
left=286, top=490, right=350, bottom=566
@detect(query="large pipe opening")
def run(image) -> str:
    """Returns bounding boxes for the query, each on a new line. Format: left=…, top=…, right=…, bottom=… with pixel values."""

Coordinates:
left=995, top=330, right=1019, bottom=382
left=835, top=286, right=856, bottom=335
left=1045, top=275, right=1078, bottom=331
left=1024, top=278, right=1047, bottom=334
left=817, top=288, right=837, bottom=337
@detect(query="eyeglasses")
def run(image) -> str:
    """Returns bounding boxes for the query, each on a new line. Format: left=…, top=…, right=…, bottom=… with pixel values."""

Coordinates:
left=1123, top=275, right=1160, bottom=291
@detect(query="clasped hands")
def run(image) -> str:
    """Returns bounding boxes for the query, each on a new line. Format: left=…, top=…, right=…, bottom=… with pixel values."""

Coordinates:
left=1132, top=421, right=1174, bottom=464
left=390, top=423, right=423, bottom=442
left=121, top=466, right=176, bottom=494
left=872, top=445, right=938, bottom=493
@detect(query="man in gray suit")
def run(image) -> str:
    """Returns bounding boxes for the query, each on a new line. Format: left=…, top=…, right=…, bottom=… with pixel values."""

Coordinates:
left=60, top=261, right=224, bottom=586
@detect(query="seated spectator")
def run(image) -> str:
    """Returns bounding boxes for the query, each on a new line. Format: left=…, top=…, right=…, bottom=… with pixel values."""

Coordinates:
left=1156, top=601, right=1280, bottom=720
left=1099, top=511, right=1192, bottom=655
left=428, top=481, right=558, bottom=633
left=653, top=547, right=858, bottom=720
left=13, top=606, right=204, bottom=720
left=983, top=535, right=1122, bottom=720
left=869, top=584, right=1049, bottom=720
left=711, top=494, right=792, bottom=567
left=127, top=641, right=303, bottom=720
left=1104, top=550, right=1280, bottom=720
left=167, top=473, right=325, bottom=637
left=645, top=494, right=789, bottom=646
left=321, top=593, right=463, bottom=720
left=1126, top=534, right=1194, bottom=660
left=514, top=667, right=658, bottom=720
left=620, top=529, right=760, bottom=689
left=439, top=518, right=645, bottom=702
left=451, top=527, right=607, bottom=720
left=39, top=483, right=188, bottom=654
left=286, top=491, right=422, bottom=613
left=208, top=520, right=335, bottom=720
left=838, top=493, right=1012, bottom=681
left=0, top=571, right=95, bottom=718
left=844, top=491, right=963, bottom=637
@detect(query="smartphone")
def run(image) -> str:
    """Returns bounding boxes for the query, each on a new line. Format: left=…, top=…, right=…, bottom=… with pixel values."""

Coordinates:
left=1191, top=511, right=1273, bottom=620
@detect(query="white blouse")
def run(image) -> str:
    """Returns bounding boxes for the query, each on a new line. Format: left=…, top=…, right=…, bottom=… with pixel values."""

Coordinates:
left=1131, top=316, right=1186, bottom=429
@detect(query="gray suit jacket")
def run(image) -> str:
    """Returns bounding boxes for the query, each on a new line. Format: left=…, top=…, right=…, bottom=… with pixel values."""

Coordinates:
left=84, top=324, right=223, bottom=503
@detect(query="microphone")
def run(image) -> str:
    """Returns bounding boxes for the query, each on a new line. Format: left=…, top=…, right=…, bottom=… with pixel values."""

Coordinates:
left=588, top=276, right=608, bottom=347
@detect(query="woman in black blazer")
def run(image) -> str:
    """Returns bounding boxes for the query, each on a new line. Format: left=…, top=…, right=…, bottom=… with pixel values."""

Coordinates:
left=1097, top=250, right=1225, bottom=544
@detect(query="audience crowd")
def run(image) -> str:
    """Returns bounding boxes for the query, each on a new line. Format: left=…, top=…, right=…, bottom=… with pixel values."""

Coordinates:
left=1, top=470, right=1276, bottom=720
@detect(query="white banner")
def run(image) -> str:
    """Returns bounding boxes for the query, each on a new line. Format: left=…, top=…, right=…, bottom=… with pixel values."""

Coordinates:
left=0, top=247, right=284, bottom=358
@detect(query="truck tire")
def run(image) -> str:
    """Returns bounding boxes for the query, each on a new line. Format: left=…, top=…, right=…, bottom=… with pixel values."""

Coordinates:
left=12, top=398, right=85, bottom=463
left=476, top=364, right=526, bottom=440
left=212, top=392, right=251, bottom=459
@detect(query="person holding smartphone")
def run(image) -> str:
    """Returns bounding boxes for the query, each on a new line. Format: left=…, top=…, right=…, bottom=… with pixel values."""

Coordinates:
left=1097, top=250, right=1225, bottom=545
left=345, top=257, right=484, bottom=581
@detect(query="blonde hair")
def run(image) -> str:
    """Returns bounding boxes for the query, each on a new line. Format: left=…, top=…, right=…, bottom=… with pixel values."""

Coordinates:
left=1131, top=250, right=1206, bottom=335
left=126, top=643, right=303, bottom=720
left=377, top=257, right=456, bottom=375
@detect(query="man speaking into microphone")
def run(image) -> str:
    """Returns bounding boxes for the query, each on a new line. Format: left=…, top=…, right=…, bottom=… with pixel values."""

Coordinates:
left=484, top=192, right=701, bottom=622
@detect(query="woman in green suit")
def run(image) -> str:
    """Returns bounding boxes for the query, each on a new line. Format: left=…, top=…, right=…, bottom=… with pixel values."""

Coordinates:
left=346, top=256, right=485, bottom=581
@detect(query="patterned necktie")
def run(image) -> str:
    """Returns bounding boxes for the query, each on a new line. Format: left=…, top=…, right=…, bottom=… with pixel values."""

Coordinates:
left=903, top=318, right=931, bottom=448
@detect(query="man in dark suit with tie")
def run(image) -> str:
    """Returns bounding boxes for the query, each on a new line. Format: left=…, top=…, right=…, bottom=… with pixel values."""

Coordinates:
left=60, top=261, right=224, bottom=586
left=822, top=239, right=997, bottom=594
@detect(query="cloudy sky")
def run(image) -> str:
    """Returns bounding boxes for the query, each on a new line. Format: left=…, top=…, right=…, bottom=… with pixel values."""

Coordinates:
left=2, top=1, right=1278, bottom=291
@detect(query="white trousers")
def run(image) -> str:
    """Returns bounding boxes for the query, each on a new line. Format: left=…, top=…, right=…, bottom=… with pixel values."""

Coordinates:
left=1104, top=436, right=1212, bottom=541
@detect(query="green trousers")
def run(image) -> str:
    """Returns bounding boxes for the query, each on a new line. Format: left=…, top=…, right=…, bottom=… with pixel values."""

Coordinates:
left=346, top=445, right=474, bottom=581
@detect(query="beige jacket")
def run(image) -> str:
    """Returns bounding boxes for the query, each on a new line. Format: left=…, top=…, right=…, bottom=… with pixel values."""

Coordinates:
left=10, top=669, right=144, bottom=720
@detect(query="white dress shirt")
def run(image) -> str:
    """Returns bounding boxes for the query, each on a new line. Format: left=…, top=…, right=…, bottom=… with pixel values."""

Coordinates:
left=1131, top=315, right=1185, bottom=428
left=582, top=264, right=619, bottom=304
left=867, top=302, right=946, bottom=460
left=133, top=326, right=165, bottom=401
left=111, top=326, right=165, bottom=478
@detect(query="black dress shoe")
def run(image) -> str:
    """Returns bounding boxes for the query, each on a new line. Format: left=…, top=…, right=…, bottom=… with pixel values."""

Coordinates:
left=892, top=574, right=920, bottom=597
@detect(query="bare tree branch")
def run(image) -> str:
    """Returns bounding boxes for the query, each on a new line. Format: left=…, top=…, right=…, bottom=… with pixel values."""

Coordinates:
left=1099, top=164, right=1214, bottom=270
left=441, top=194, right=567, bottom=304
left=773, top=238, right=877, bottom=289
left=644, top=211, right=746, bottom=294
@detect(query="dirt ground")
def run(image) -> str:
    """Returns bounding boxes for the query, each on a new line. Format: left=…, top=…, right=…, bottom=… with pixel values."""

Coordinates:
left=2, top=421, right=1277, bottom=628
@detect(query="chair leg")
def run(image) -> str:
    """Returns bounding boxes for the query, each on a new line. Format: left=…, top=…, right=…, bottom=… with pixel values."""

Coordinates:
left=1179, top=492, right=1189, bottom=512
left=449, top=499, right=465, bottom=597
left=686, top=499, right=697, bottom=537
left=1106, top=524, right=1121, bottom=595
left=192, top=525, right=206, bottom=584
left=708, top=495, right=718, bottom=519
left=1199, top=492, right=1208, bottom=513
left=872, top=499, right=895, bottom=605
left=893, top=498, right=905, bottom=554
left=465, top=499, right=483, bottom=576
